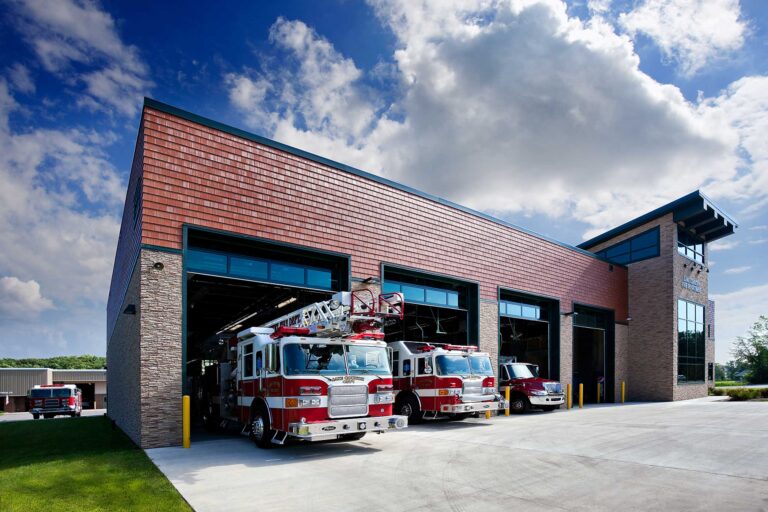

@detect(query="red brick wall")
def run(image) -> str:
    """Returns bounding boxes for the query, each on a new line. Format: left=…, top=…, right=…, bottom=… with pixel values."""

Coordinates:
left=138, top=106, right=627, bottom=317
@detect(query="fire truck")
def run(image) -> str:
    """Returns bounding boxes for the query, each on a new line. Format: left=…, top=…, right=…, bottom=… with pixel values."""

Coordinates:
left=388, top=341, right=507, bottom=422
left=199, top=290, right=408, bottom=448
left=27, top=384, right=83, bottom=419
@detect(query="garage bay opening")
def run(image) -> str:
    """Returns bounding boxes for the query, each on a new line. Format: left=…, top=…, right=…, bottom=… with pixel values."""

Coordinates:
left=183, top=228, right=349, bottom=437
left=572, top=305, right=615, bottom=403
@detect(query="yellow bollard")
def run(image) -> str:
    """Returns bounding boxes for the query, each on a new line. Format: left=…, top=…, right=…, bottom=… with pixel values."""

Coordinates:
left=566, top=383, right=572, bottom=410
left=485, top=410, right=492, bottom=419
left=597, top=382, right=601, bottom=404
left=505, top=386, right=510, bottom=417
left=578, top=383, right=583, bottom=409
left=621, top=381, right=626, bottom=404
left=182, top=395, right=191, bottom=449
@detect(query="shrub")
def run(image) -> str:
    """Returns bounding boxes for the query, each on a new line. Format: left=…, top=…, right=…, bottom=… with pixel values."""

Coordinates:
left=709, top=387, right=725, bottom=396
left=715, top=380, right=746, bottom=387
left=726, top=388, right=762, bottom=401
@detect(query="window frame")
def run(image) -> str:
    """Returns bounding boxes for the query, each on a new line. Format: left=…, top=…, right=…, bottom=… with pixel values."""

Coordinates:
left=677, top=228, right=705, bottom=264
left=677, top=298, right=705, bottom=384
left=242, top=343, right=255, bottom=379
left=595, top=226, right=661, bottom=265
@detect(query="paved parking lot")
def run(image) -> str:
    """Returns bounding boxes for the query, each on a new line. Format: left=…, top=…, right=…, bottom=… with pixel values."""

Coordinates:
left=0, top=409, right=106, bottom=422
left=147, top=398, right=768, bottom=512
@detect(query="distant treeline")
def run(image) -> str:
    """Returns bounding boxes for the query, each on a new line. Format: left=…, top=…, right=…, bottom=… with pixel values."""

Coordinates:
left=0, top=355, right=106, bottom=369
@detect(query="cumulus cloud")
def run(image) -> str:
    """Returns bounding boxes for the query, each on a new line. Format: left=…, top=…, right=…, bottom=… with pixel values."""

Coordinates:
left=0, top=80, right=122, bottom=319
left=723, top=266, right=750, bottom=275
left=226, top=1, right=766, bottom=237
left=709, top=239, right=740, bottom=251
left=619, top=0, right=746, bottom=76
left=10, top=0, right=151, bottom=116
left=0, top=276, right=54, bottom=319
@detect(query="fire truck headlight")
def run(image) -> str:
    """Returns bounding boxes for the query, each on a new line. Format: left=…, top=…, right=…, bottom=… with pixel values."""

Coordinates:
left=375, top=393, right=394, bottom=403
left=297, top=398, right=321, bottom=407
left=530, top=389, right=548, bottom=396
left=482, top=387, right=496, bottom=395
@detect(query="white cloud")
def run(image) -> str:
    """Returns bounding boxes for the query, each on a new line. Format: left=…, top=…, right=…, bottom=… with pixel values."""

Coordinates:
left=711, top=283, right=768, bottom=362
left=723, top=266, right=750, bottom=275
left=11, top=0, right=151, bottom=116
left=748, top=238, right=768, bottom=245
left=619, top=0, right=747, bottom=76
left=748, top=225, right=768, bottom=231
left=226, top=1, right=767, bottom=238
left=709, top=239, right=740, bottom=251
left=6, top=63, right=35, bottom=94
left=0, top=80, right=122, bottom=353
left=0, top=277, right=54, bottom=319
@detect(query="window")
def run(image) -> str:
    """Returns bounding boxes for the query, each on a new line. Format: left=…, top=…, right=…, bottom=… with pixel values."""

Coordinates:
left=243, top=343, right=254, bottom=378
left=383, top=281, right=460, bottom=309
left=417, top=357, right=432, bottom=375
left=500, top=300, right=542, bottom=320
left=678, top=229, right=705, bottom=264
left=595, top=227, right=660, bottom=265
left=392, top=350, right=399, bottom=377
left=678, top=299, right=705, bottom=383
left=186, top=249, right=334, bottom=290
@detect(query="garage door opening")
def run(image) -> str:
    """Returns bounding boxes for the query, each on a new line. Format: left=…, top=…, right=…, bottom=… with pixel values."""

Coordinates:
left=572, top=305, right=615, bottom=403
left=381, top=266, right=477, bottom=345
left=498, top=293, right=559, bottom=380
left=183, top=227, right=349, bottom=435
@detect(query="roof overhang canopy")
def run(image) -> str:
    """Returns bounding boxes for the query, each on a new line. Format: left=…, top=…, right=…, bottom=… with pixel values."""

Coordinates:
left=673, top=195, right=737, bottom=243
left=579, top=191, right=738, bottom=249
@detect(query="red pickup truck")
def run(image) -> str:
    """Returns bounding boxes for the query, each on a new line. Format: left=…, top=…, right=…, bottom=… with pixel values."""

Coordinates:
left=499, top=362, right=565, bottom=413
left=27, top=384, right=83, bottom=419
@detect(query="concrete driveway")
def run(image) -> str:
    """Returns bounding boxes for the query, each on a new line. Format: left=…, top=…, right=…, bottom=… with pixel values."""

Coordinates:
left=147, top=398, right=768, bottom=512
left=0, top=409, right=106, bottom=422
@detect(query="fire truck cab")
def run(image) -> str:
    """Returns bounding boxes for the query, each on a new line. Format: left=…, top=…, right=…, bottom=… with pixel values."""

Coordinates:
left=389, top=341, right=507, bottom=422
left=200, top=290, right=408, bottom=448
left=27, top=384, right=83, bottom=419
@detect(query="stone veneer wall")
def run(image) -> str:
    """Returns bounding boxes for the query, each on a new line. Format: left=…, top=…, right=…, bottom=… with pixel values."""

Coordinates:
left=139, top=249, right=183, bottom=448
left=479, top=301, right=500, bottom=375
left=106, top=258, right=142, bottom=445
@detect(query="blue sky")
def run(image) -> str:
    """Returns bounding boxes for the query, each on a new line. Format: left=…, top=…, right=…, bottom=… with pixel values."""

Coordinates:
left=0, top=0, right=766, bottom=363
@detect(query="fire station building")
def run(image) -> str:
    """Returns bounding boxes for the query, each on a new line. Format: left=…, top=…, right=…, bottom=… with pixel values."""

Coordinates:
left=107, top=99, right=737, bottom=448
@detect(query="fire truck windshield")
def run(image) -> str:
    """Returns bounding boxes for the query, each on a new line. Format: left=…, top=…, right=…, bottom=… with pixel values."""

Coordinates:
left=435, top=355, right=471, bottom=376
left=283, top=343, right=391, bottom=376
left=28, top=388, right=72, bottom=398
left=346, top=345, right=390, bottom=375
left=469, top=356, right=494, bottom=376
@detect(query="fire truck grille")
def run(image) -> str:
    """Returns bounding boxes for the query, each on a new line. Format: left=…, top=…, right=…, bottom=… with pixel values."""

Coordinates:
left=328, top=385, right=368, bottom=418
left=44, top=399, right=59, bottom=408
left=462, top=379, right=485, bottom=402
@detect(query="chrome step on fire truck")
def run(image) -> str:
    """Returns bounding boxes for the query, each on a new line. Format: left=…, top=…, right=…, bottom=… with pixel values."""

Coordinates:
left=200, top=290, right=408, bottom=448
left=389, top=341, right=507, bottom=422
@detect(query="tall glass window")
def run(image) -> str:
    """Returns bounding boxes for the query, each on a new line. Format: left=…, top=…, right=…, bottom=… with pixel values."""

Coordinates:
left=678, top=299, right=705, bottom=383
left=677, top=229, right=705, bottom=264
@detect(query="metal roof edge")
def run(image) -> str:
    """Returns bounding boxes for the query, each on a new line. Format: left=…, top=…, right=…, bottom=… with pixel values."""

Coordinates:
left=578, top=190, right=739, bottom=250
left=142, top=98, right=618, bottom=266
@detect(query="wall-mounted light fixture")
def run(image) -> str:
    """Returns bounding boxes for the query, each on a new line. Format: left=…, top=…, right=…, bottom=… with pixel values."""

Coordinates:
left=153, top=262, right=164, bottom=270
left=626, top=317, right=633, bottom=322
left=362, top=276, right=380, bottom=284
left=562, top=311, right=578, bottom=317
left=123, top=304, right=137, bottom=315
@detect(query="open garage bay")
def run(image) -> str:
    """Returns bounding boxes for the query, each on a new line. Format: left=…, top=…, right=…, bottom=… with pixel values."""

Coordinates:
left=147, top=397, right=768, bottom=512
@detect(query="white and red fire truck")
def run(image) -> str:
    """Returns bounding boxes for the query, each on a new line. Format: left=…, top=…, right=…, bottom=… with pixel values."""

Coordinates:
left=27, top=384, right=83, bottom=419
left=200, top=289, right=408, bottom=448
left=389, top=341, right=507, bottom=422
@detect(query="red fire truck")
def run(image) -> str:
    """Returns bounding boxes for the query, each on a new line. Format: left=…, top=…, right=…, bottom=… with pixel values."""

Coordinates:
left=200, top=290, right=408, bottom=448
left=27, top=384, right=83, bottom=419
left=389, top=341, right=507, bottom=422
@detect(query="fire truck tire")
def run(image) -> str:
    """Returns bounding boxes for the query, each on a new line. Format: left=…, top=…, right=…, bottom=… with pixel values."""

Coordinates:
left=249, top=406, right=275, bottom=449
left=33, top=414, right=40, bottom=420
left=396, top=395, right=422, bottom=424
left=338, top=432, right=366, bottom=441
left=509, top=394, right=530, bottom=414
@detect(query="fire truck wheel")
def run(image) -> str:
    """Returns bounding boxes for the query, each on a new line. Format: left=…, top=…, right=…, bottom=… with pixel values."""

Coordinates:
left=249, top=407, right=275, bottom=449
left=33, top=414, right=40, bottom=420
left=338, top=432, right=366, bottom=441
left=509, top=395, right=530, bottom=414
left=396, top=395, right=422, bottom=424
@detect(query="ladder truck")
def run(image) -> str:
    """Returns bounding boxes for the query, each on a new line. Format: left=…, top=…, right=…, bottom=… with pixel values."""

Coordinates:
left=389, top=341, right=507, bottom=423
left=200, top=290, right=408, bottom=448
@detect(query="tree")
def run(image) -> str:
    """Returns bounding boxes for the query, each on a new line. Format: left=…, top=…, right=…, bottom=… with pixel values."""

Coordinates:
left=0, top=355, right=106, bottom=369
left=731, top=315, right=768, bottom=384
left=714, top=363, right=727, bottom=381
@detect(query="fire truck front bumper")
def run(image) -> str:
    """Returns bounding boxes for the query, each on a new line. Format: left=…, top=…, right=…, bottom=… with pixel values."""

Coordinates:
left=288, top=415, right=408, bottom=439
left=439, top=399, right=508, bottom=414
left=30, top=407, right=76, bottom=415
left=529, top=394, right=565, bottom=406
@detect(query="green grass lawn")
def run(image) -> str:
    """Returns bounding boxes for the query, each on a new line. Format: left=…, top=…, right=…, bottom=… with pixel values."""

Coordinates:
left=715, top=381, right=747, bottom=387
left=0, top=416, right=190, bottom=512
